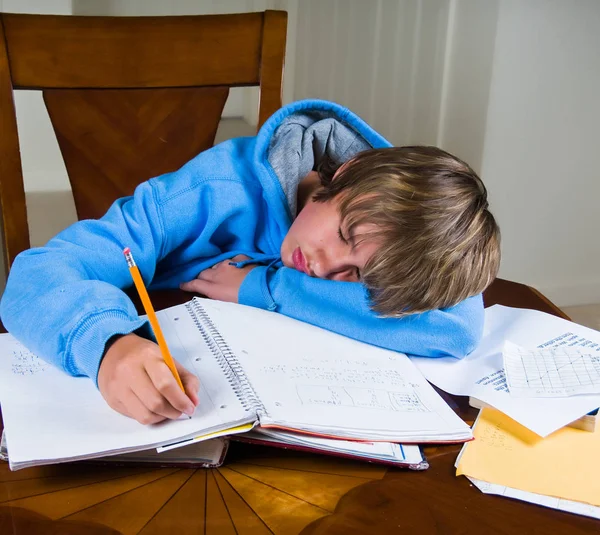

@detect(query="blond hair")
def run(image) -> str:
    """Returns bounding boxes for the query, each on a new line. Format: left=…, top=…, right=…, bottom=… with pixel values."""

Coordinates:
left=314, top=146, right=500, bottom=316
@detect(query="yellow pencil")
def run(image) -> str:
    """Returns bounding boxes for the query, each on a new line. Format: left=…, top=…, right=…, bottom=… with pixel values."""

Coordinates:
left=123, top=247, right=185, bottom=393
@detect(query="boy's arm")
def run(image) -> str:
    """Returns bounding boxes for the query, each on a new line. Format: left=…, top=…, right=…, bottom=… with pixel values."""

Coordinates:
left=238, top=266, right=484, bottom=358
left=0, top=181, right=165, bottom=382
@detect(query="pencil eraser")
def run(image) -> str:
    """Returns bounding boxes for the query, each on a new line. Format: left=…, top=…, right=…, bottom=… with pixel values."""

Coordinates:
left=123, top=247, right=130, bottom=255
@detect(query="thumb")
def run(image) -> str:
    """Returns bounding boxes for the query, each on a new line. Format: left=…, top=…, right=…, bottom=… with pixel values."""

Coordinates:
left=176, top=361, right=200, bottom=406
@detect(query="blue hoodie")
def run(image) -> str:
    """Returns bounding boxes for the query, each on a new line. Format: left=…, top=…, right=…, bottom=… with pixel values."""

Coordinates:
left=0, top=99, right=483, bottom=383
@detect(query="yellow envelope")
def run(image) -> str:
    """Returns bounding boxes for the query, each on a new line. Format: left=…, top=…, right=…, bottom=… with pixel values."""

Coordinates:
left=456, top=408, right=600, bottom=506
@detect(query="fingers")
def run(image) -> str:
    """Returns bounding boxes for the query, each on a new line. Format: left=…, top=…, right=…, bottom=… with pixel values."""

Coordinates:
left=98, top=333, right=200, bottom=425
left=180, top=255, right=251, bottom=293
left=109, top=399, right=134, bottom=420
left=180, top=278, right=212, bottom=294
left=176, top=360, right=201, bottom=406
left=144, top=360, right=197, bottom=417
left=116, top=364, right=198, bottom=425
left=120, top=389, right=166, bottom=425
left=128, top=365, right=184, bottom=421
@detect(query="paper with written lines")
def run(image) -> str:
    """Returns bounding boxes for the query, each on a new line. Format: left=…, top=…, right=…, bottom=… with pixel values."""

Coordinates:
left=0, top=306, right=252, bottom=469
left=504, top=341, right=600, bottom=397
left=410, top=305, right=600, bottom=437
left=191, top=298, right=472, bottom=443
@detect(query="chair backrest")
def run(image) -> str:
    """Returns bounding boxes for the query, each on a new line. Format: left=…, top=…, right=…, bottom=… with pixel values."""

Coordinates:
left=0, top=11, right=287, bottom=272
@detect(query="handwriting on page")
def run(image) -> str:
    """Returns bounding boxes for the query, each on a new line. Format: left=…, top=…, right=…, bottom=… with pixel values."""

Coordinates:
left=295, top=385, right=429, bottom=412
left=11, top=343, right=48, bottom=376
left=259, top=363, right=429, bottom=412
left=477, top=423, right=513, bottom=451
left=260, top=364, right=412, bottom=387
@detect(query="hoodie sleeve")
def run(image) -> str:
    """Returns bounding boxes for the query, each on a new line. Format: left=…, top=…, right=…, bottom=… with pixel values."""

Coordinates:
left=0, top=180, right=167, bottom=384
left=238, top=266, right=484, bottom=358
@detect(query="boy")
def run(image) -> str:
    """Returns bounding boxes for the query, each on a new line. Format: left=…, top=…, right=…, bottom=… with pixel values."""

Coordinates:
left=0, top=99, right=500, bottom=425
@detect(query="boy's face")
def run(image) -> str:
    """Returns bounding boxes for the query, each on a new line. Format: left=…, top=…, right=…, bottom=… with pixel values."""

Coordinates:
left=281, top=195, right=379, bottom=282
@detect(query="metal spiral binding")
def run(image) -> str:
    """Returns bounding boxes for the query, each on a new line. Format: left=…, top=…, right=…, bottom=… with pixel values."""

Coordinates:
left=186, top=299, right=264, bottom=415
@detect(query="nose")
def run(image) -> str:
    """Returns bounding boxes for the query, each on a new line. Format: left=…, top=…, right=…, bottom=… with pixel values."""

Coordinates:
left=311, top=247, right=335, bottom=278
left=311, top=248, right=356, bottom=281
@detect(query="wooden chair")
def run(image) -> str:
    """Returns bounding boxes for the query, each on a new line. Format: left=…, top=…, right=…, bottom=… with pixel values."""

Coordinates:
left=0, top=11, right=287, bottom=272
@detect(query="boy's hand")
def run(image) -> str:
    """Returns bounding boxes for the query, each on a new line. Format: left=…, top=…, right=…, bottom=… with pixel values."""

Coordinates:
left=180, top=255, right=256, bottom=302
left=98, top=333, right=199, bottom=425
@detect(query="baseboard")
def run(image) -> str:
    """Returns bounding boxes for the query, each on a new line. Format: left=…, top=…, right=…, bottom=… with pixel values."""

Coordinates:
left=534, top=280, right=600, bottom=308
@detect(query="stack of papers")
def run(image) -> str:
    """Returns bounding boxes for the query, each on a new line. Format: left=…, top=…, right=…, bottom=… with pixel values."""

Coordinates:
left=455, top=408, right=600, bottom=519
left=410, top=304, right=600, bottom=518
left=244, top=429, right=428, bottom=469
left=411, top=305, right=600, bottom=437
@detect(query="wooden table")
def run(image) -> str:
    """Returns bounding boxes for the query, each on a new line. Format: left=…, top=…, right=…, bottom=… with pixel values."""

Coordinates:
left=1, top=279, right=598, bottom=535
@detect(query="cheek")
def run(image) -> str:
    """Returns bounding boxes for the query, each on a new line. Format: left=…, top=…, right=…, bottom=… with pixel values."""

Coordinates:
left=281, top=216, right=306, bottom=259
left=288, top=210, right=311, bottom=241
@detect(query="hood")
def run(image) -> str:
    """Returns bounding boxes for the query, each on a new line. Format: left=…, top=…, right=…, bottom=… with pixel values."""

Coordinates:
left=252, top=99, right=392, bottom=237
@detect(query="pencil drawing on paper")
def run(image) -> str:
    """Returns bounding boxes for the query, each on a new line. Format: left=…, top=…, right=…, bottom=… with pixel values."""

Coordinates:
left=296, top=384, right=429, bottom=412
left=504, top=341, right=600, bottom=397
left=11, top=343, right=48, bottom=376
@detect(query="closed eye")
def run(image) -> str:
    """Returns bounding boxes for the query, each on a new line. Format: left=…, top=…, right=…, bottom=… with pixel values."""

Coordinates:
left=337, top=227, right=349, bottom=245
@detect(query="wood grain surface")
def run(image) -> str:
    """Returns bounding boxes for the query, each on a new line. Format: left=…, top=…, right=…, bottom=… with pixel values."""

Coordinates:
left=1, top=280, right=596, bottom=535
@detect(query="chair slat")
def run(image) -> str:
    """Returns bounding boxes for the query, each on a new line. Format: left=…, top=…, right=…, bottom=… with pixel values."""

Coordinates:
left=4, top=13, right=263, bottom=89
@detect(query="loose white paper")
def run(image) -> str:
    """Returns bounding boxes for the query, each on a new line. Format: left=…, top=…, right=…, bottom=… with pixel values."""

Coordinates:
left=410, top=305, right=600, bottom=437
left=467, top=477, right=600, bottom=520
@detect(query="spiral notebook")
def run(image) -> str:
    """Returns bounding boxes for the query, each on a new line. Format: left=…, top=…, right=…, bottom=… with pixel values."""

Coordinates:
left=0, top=431, right=228, bottom=470
left=0, top=297, right=471, bottom=470
left=236, top=429, right=429, bottom=470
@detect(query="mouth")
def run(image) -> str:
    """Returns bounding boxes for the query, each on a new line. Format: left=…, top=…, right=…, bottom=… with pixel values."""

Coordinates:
left=292, top=247, right=309, bottom=275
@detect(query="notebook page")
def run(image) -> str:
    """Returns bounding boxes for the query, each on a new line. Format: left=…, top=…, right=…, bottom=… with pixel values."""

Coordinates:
left=192, top=298, right=471, bottom=442
left=0, top=301, right=250, bottom=468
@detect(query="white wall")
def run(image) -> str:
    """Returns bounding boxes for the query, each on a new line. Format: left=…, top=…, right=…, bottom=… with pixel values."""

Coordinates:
left=437, top=0, right=499, bottom=173
left=294, top=0, right=451, bottom=146
left=1, top=0, right=71, bottom=14
left=294, top=0, right=600, bottom=307
left=478, top=0, right=600, bottom=305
